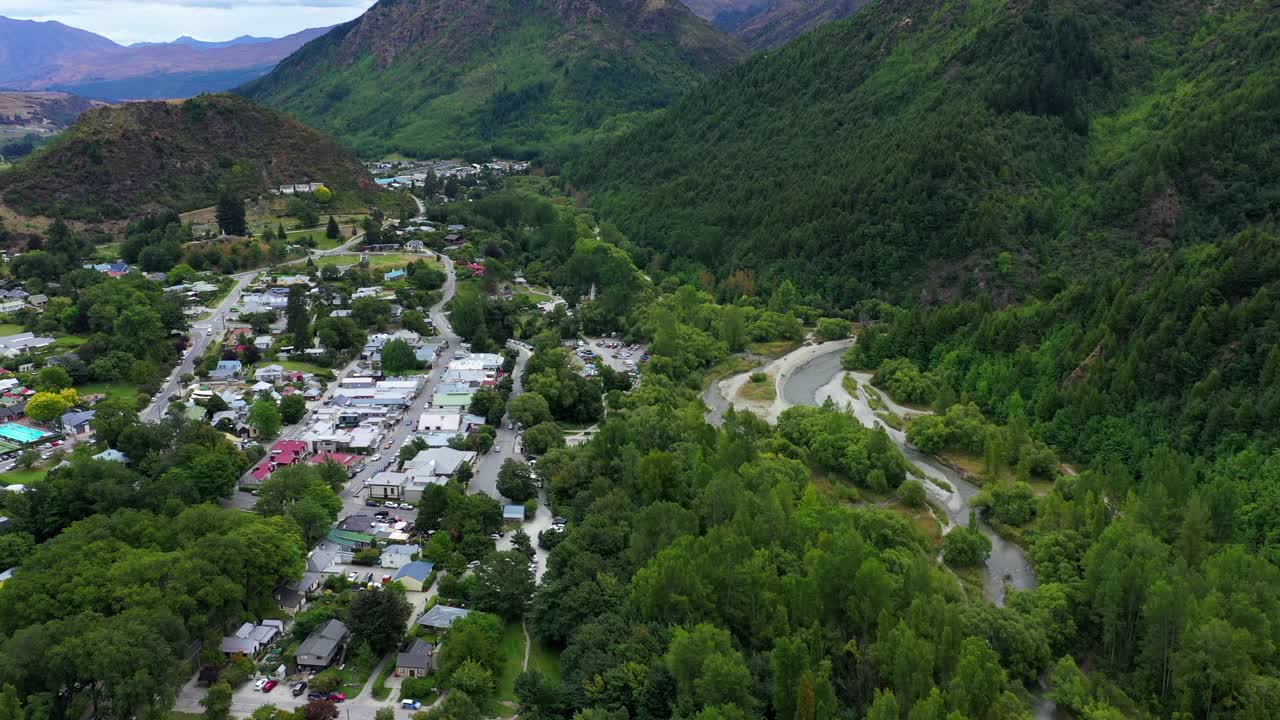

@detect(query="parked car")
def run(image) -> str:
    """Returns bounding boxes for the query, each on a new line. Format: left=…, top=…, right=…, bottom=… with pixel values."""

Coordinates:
left=253, top=678, right=268, bottom=691
left=347, top=571, right=359, bottom=582
left=467, top=560, right=481, bottom=569
left=401, top=700, right=422, bottom=711
left=385, top=501, right=399, bottom=509
left=262, top=680, right=278, bottom=693
left=400, top=503, right=414, bottom=510
left=365, top=499, right=381, bottom=507
left=307, top=691, right=326, bottom=701
left=292, top=681, right=308, bottom=697
left=328, top=693, right=347, bottom=703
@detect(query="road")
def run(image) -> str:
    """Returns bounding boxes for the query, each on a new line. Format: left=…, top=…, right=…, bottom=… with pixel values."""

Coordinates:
left=142, top=222, right=392, bottom=421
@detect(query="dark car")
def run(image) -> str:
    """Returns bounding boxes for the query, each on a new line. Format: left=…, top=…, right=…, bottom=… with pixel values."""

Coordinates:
left=292, top=681, right=308, bottom=697
left=365, top=499, right=381, bottom=507
left=307, top=691, right=326, bottom=701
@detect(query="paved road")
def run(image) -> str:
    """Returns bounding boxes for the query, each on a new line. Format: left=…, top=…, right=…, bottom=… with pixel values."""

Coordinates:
left=143, top=226, right=378, bottom=421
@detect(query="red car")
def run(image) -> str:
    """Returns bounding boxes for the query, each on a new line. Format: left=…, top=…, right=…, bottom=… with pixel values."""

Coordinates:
left=328, top=693, right=347, bottom=703
left=262, top=680, right=278, bottom=692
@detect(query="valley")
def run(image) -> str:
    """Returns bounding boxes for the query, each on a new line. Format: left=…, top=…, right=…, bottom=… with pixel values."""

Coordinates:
left=0, top=2, right=1278, bottom=720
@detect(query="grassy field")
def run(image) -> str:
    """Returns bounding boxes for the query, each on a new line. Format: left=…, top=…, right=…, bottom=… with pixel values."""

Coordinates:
left=76, top=383, right=143, bottom=408
left=257, top=360, right=333, bottom=376
left=0, top=469, right=47, bottom=485
left=314, top=253, right=421, bottom=272
left=495, top=621, right=526, bottom=701
left=286, top=228, right=345, bottom=250
left=749, top=340, right=803, bottom=358
left=0, top=324, right=24, bottom=336
left=54, top=336, right=87, bottom=348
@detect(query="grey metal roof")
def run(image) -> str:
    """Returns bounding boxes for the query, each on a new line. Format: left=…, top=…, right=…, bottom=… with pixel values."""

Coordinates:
left=416, top=604, right=469, bottom=630
left=396, top=639, right=434, bottom=670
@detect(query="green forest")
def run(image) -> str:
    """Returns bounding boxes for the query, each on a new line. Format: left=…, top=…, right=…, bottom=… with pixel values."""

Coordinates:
left=569, top=0, right=1280, bottom=307
left=240, top=0, right=744, bottom=159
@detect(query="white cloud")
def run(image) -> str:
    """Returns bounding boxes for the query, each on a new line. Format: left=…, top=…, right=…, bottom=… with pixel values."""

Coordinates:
left=0, top=1, right=376, bottom=45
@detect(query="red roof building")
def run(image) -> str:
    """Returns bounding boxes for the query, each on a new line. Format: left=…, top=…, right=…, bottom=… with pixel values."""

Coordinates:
left=250, top=440, right=309, bottom=482
left=309, top=451, right=359, bottom=468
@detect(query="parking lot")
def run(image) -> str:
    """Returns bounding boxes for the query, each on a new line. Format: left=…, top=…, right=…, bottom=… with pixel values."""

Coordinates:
left=575, top=337, right=648, bottom=376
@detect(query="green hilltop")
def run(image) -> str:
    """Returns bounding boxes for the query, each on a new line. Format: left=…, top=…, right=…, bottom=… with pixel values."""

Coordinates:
left=0, top=93, right=375, bottom=221
left=239, top=0, right=746, bottom=160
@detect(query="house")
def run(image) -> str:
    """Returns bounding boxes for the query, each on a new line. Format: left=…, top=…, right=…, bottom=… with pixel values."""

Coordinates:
left=416, top=605, right=470, bottom=633
left=93, top=448, right=128, bottom=463
left=405, top=240, right=425, bottom=252
left=444, top=234, right=464, bottom=245
left=392, top=560, right=435, bottom=592
left=209, top=360, right=243, bottom=380
left=221, top=620, right=284, bottom=657
left=27, top=294, right=48, bottom=308
left=403, top=447, right=476, bottom=481
left=247, top=439, right=308, bottom=484
left=85, top=262, right=130, bottom=276
left=297, top=619, right=349, bottom=668
left=385, top=269, right=406, bottom=281
left=254, top=336, right=274, bottom=351
left=254, top=364, right=286, bottom=383
left=307, top=548, right=340, bottom=574
left=274, top=573, right=323, bottom=613
left=465, top=263, right=487, bottom=276
left=395, top=639, right=435, bottom=678
left=381, top=544, right=421, bottom=570
left=0, top=333, right=55, bottom=357
left=60, top=409, right=95, bottom=436
left=367, top=471, right=409, bottom=502
left=503, top=505, right=526, bottom=524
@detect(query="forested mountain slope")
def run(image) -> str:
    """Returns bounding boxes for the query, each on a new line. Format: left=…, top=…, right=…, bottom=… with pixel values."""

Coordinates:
left=571, top=0, right=1280, bottom=306
left=0, top=94, right=374, bottom=221
left=240, top=0, right=746, bottom=159
left=734, top=0, right=873, bottom=48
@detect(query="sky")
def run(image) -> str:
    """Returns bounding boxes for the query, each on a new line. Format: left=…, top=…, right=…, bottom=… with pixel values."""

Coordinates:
left=0, top=1, right=378, bottom=45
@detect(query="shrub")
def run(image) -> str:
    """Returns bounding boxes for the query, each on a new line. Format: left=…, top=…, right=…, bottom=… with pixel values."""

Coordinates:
left=898, top=478, right=927, bottom=508
left=944, top=523, right=992, bottom=567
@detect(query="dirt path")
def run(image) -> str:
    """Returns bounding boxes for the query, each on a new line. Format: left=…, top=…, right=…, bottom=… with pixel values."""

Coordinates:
left=521, top=620, right=532, bottom=672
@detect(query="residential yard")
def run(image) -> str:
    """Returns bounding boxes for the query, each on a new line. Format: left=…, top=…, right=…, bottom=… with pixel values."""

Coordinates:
left=1, top=469, right=47, bottom=485
left=0, top=324, right=24, bottom=336
left=75, top=383, right=143, bottom=405
left=255, top=360, right=334, bottom=376
left=314, top=254, right=420, bottom=273
left=335, top=653, right=380, bottom=696
left=495, top=622, right=527, bottom=702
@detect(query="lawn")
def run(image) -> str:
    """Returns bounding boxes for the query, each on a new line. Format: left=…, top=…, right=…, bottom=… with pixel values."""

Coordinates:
left=258, top=360, right=334, bottom=376
left=1, top=469, right=47, bottom=485
left=286, top=229, right=345, bottom=251
left=336, top=652, right=381, bottom=696
left=75, top=383, right=143, bottom=405
left=749, top=340, right=803, bottom=358
left=495, top=621, right=527, bottom=701
left=737, top=373, right=776, bottom=403
left=0, top=324, right=24, bottom=336
left=54, top=336, right=87, bottom=348
left=315, top=253, right=421, bottom=273
left=702, top=355, right=761, bottom=390
left=527, top=634, right=561, bottom=685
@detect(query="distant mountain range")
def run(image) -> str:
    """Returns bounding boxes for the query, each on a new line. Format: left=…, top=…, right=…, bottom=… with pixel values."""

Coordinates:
left=0, top=17, right=332, bottom=101
left=131, top=35, right=278, bottom=50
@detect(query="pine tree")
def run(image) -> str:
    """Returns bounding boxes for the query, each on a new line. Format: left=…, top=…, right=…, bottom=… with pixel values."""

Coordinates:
left=215, top=191, right=246, bottom=236
left=326, top=215, right=340, bottom=239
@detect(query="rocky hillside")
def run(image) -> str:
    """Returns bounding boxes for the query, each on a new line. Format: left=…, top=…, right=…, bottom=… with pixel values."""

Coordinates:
left=734, top=0, right=872, bottom=48
left=240, top=0, right=746, bottom=158
left=571, top=0, right=1280, bottom=306
left=0, top=92, right=106, bottom=134
left=0, top=93, right=374, bottom=221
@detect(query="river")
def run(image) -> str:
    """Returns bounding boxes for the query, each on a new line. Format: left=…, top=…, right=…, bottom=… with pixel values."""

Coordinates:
left=708, top=343, right=1037, bottom=605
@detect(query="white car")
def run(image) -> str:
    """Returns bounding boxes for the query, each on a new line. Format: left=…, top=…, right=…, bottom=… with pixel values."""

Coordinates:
left=370, top=453, right=382, bottom=462
left=384, top=501, right=399, bottom=509
left=400, top=503, right=414, bottom=510
left=254, top=678, right=268, bottom=691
